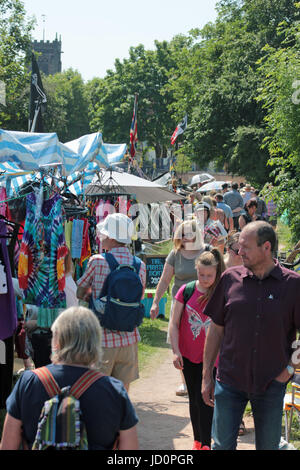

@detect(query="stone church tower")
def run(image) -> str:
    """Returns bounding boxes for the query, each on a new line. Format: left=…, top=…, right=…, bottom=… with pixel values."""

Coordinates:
left=32, top=35, right=62, bottom=75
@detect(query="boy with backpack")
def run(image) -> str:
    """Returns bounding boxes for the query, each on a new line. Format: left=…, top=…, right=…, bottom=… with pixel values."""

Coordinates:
left=77, top=213, right=146, bottom=392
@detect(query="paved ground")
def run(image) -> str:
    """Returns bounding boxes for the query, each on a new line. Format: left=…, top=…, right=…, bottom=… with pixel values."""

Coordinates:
left=129, top=348, right=255, bottom=451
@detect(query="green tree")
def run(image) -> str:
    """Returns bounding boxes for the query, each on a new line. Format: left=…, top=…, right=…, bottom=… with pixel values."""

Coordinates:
left=166, top=0, right=300, bottom=184
left=86, top=41, right=182, bottom=166
left=43, top=69, right=90, bottom=142
left=256, top=17, right=300, bottom=240
left=0, top=0, right=34, bottom=130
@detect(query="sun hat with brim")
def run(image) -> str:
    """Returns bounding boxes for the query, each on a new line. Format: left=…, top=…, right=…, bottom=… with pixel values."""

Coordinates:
left=97, top=213, right=134, bottom=244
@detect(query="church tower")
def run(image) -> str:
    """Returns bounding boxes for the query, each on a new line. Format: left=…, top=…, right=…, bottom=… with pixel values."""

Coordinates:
left=32, top=34, right=62, bottom=75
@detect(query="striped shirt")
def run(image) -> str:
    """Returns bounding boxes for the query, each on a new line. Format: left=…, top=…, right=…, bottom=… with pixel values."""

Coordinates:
left=77, top=247, right=146, bottom=348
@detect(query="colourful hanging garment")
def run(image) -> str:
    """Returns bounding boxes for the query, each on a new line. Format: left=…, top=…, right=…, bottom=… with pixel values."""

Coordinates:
left=18, top=192, right=68, bottom=327
left=0, top=187, right=11, bottom=219
left=71, top=219, right=84, bottom=259
left=79, top=218, right=91, bottom=267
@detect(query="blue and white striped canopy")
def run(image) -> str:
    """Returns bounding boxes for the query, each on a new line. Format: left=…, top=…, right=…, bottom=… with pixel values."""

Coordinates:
left=0, top=129, right=127, bottom=196
left=0, top=129, right=110, bottom=176
left=103, top=143, right=127, bottom=165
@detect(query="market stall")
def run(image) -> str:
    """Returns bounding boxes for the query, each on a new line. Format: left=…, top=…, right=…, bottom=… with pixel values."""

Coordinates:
left=0, top=128, right=184, bottom=400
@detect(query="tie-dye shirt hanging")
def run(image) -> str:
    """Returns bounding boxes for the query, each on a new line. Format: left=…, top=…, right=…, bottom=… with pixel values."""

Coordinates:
left=18, top=192, right=68, bottom=327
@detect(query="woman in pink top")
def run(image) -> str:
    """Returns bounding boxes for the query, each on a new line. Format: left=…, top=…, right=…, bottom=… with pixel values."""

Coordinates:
left=169, top=249, right=225, bottom=450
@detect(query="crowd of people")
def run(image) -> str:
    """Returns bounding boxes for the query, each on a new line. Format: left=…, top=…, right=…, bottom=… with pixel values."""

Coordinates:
left=0, top=180, right=299, bottom=451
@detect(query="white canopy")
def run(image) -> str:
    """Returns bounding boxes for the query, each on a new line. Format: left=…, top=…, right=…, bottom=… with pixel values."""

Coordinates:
left=86, top=170, right=184, bottom=204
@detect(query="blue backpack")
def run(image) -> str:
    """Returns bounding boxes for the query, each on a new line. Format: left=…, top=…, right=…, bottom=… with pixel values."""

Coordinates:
left=90, top=253, right=145, bottom=332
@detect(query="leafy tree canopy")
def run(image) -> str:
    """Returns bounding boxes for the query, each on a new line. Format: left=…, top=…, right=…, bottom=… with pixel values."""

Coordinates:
left=0, top=0, right=34, bottom=130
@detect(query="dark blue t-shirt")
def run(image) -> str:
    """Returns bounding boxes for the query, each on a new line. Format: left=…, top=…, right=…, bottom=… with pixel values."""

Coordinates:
left=6, top=364, right=138, bottom=450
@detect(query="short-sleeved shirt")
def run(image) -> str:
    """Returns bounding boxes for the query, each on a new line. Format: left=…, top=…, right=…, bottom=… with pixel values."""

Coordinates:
left=223, top=190, right=244, bottom=218
left=6, top=364, right=138, bottom=450
left=204, top=261, right=300, bottom=394
left=242, top=191, right=252, bottom=205
left=166, top=249, right=203, bottom=298
left=217, top=202, right=233, bottom=220
left=175, top=283, right=217, bottom=366
left=77, top=247, right=146, bottom=348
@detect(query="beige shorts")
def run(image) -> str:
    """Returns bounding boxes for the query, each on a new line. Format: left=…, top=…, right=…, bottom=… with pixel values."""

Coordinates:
left=99, top=343, right=139, bottom=385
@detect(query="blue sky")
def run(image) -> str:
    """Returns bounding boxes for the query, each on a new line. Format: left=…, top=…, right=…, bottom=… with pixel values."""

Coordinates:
left=22, top=0, right=219, bottom=82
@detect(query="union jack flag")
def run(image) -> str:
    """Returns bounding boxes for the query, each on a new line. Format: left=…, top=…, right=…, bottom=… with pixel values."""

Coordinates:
left=130, top=94, right=138, bottom=159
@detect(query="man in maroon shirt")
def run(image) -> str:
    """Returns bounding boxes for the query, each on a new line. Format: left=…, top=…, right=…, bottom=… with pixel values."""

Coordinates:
left=202, top=221, right=300, bottom=450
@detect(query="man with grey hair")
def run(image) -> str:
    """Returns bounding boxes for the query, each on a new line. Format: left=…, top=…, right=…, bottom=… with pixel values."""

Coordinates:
left=77, top=213, right=146, bottom=393
left=202, top=221, right=300, bottom=450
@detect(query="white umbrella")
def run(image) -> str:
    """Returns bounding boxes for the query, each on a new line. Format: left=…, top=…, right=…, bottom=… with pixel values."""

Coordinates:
left=190, top=173, right=215, bottom=186
left=196, top=180, right=227, bottom=193
left=86, top=170, right=184, bottom=204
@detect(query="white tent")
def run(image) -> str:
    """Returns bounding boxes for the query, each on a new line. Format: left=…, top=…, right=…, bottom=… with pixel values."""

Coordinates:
left=85, top=170, right=184, bottom=204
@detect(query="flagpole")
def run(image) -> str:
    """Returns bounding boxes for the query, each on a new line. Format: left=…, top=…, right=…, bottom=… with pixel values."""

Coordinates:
left=29, top=107, right=41, bottom=133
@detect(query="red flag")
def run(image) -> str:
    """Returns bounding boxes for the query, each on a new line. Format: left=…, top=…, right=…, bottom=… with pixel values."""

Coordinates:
left=130, top=94, right=138, bottom=159
left=171, top=115, right=187, bottom=145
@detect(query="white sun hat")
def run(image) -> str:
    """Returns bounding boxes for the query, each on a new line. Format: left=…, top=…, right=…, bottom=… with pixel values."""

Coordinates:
left=96, top=213, right=134, bottom=244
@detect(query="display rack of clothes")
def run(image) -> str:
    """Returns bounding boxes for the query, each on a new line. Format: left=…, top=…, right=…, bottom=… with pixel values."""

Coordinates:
left=85, top=194, right=137, bottom=255
left=63, top=205, right=92, bottom=283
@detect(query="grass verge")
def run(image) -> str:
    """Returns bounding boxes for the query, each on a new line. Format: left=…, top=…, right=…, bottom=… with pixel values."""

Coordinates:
left=138, top=291, right=172, bottom=373
left=277, top=219, right=294, bottom=253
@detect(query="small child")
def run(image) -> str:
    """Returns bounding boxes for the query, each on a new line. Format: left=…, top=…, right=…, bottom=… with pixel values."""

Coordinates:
left=169, top=248, right=225, bottom=450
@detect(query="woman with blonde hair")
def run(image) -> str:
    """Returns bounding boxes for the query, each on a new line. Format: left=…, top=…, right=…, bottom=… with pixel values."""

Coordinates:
left=150, top=219, right=207, bottom=396
left=1, top=307, right=139, bottom=450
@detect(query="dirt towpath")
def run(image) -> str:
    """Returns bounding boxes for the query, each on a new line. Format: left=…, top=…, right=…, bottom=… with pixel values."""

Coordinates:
left=129, top=348, right=255, bottom=451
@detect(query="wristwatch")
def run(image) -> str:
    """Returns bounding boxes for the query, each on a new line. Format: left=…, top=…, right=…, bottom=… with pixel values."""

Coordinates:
left=286, top=365, right=295, bottom=376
